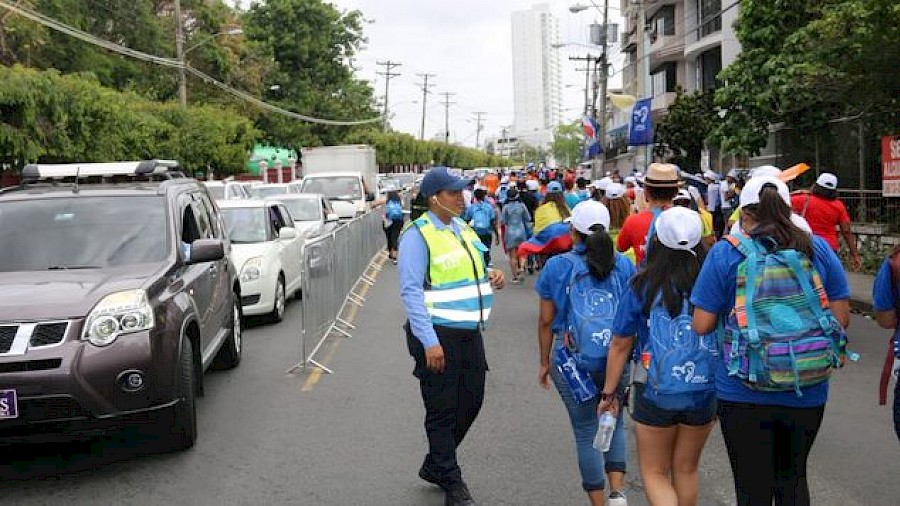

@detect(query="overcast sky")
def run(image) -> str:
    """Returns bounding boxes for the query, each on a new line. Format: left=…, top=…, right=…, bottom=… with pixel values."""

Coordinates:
left=231, top=1, right=623, bottom=148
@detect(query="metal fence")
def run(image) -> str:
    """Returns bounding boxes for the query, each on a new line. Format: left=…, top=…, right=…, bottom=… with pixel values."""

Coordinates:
left=836, top=189, right=900, bottom=231
left=290, top=210, right=387, bottom=374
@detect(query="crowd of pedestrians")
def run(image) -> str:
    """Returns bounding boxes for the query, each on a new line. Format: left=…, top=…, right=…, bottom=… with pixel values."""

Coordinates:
left=394, top=163, right=898, bottom=506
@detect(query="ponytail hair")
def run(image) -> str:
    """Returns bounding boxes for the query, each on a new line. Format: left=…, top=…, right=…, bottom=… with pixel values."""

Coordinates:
left=742, top=185, right=813, bottom=257
left=577, top=224, right=615, bottom=280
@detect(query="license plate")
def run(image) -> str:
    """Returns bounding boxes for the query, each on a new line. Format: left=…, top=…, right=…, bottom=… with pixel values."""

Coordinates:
left=0, top=389, right=18, bottom=420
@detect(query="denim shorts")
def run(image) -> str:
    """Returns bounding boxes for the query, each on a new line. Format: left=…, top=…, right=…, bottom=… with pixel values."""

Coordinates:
left=630, top=383, right=716, bottom=427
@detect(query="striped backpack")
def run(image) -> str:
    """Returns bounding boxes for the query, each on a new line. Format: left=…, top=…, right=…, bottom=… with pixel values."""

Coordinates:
left=721, top=235, right=848, bottom=396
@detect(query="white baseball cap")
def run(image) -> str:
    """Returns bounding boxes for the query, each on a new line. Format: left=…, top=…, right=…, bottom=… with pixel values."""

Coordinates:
left=624, top=176, right=637, bottom=185
left=739, top=176, right=791, bottom=209
left=655, top=207, right=702, bottom=252
left=526, top=179, right=539, bottom=191
left=673, top=188, right=692, bottom=202
left=816, top=172, right=838, bottom=190
left=703, top=170, right=718, bottom=181
left=605, top=183, right=626, bottom=199
left=749, top=165, right=782, bottom=179
left=500, top=176, right=509, bottom=184
left=566, top=200, right=611, bottom=235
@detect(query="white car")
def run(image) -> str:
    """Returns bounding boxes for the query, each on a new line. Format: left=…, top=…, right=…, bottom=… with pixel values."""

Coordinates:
left=265, top=193, right=341, bottom=239
left=218, top=200, right=304, bottom=322
left=203, top=181, right=251, bottom=200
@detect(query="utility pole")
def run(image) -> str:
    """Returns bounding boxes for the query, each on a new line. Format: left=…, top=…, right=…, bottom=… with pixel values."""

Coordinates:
left=473, top=112, right=487, bottom=149
left=439, top=92, right=456, bottom=144
left=376, top=60, right=402, bottom=130
left=174, top=0, right=186, bottom=107
left=597, top=0, right=610, bottom=180
left=569, top=55, right=598, bottom=116
left=416, top=73, right=436, bottom=140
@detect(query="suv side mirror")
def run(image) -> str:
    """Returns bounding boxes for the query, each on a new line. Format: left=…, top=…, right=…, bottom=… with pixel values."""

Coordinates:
left=188, top=239, right=225, bottom=264
left=278, top=226, right=298, bottom=240
left=366, top=192, right=375, bottom=202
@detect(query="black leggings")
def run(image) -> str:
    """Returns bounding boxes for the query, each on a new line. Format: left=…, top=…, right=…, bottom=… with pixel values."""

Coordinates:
left=717, top=401, right=825, bottom=506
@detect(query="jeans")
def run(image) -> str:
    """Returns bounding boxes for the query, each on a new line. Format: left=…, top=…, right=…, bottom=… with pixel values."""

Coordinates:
left=550, top=348, right=628, bottom=491
left=477, top=233, right=492, bottom=266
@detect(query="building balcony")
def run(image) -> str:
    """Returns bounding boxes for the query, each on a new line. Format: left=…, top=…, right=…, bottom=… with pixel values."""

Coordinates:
left=651, top=92, right=677, bottom=112
left=649, top=29, right=685, bottom=68
left=684, top=30, right=723, bottom=60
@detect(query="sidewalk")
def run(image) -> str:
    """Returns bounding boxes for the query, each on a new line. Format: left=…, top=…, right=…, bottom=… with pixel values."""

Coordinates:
left=847, top=271, right=874, bottom=311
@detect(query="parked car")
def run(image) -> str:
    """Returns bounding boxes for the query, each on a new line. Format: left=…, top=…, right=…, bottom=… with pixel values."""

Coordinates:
left=266, top=193, right=340, bottom=239
left=218, top=200, right=303, bottom=322
left=0, top=160, right=242, bottom=450
left=203, top=181, right=250, bottom=200
left=248, top=183, right=297, bottom=200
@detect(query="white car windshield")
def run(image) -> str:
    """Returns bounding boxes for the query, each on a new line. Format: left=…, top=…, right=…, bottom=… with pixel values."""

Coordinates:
left=204, top=185, right=225, bottom=200
left=301, top=177, right=361, bottom=201
left=250, top=185, right=290, bottom=199
left=283, top=199, right=321, bottom=222
left=221, top=208, right=269, bottom=243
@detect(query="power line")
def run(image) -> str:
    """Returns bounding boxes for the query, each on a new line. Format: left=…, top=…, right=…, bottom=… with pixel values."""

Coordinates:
left=0, top=0, right=383, bottom=126
left=416, top=73, right=436, bottom=140
left=472, top=112, right=487, bottom=149
left=439, top=91, right=456, bottom=144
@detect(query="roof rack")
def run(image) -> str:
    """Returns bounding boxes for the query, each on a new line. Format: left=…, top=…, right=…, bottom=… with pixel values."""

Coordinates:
left=21, top=160, right=185, bottom=180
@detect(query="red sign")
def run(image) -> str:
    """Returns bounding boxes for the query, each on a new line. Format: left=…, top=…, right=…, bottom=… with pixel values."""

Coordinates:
left=883, top=135, right=900, bottom=197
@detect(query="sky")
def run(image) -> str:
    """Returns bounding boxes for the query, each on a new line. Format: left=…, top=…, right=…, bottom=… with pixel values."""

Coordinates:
left=230, top=1, right=624, bottom=148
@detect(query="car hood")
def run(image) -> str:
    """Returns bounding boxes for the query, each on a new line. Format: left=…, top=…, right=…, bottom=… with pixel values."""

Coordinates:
left=0, top=263, right=162, bottom=321
left=230, top=242, right=276, bottom=271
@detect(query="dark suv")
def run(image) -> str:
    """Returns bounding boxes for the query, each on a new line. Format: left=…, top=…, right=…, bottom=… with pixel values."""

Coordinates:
left=0, top=160, right=242, bottom=451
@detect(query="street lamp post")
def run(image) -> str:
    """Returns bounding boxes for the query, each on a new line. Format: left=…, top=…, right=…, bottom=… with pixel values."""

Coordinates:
left=174, top=0, right=243, bottom=107
left=569, top=1, right=610, bottom=179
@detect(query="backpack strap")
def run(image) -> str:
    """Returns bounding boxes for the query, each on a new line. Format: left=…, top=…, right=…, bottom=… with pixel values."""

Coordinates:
left=779, top=250, right=833, bottom=333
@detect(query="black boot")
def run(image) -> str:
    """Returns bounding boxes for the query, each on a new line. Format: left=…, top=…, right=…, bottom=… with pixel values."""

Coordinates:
left=445, top=482, right=476, bottom=506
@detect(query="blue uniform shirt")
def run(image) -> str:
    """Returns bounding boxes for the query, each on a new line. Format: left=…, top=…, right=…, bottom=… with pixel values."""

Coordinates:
left=872, top=258, right=898, bottom=312
left=535, top=244, right=636, bottom=334
left=690, top=235, right=851, bottom=407
left=611, top=285, right=650, bottom=349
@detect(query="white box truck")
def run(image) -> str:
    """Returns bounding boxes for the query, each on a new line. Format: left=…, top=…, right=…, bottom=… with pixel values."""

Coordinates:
left=299, top=145, right=377, bottom=219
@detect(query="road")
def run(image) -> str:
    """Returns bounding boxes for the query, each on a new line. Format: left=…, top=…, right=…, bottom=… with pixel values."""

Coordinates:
left=0, top=252, right=898, bottom=505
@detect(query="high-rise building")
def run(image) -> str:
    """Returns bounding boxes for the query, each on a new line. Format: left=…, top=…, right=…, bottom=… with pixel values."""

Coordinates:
left=511, top=4, right=563, bottom=149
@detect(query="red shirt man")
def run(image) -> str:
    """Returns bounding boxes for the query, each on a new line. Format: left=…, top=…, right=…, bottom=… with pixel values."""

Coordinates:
left=789, top=172, right=861, bottom=270
left=616, top=163, right=682, bottom=264
left=617, top=210, right=655, bottom=264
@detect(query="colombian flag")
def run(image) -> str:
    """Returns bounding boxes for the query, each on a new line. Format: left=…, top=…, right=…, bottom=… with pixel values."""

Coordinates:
left=517, top=222, right=572, bottom=257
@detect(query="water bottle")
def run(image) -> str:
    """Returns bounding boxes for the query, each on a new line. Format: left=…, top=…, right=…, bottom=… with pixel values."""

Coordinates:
left=593, top=411, right=617, bottom=452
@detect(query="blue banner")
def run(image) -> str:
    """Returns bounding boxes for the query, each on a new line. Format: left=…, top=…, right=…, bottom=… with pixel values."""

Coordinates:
left=629, top=98, right=653, bottom=146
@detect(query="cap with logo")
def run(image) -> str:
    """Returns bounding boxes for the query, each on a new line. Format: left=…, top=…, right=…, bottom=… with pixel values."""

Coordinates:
left=566, top=200, right=611, bottom=235
left=655, top=207, right=702, bottom=252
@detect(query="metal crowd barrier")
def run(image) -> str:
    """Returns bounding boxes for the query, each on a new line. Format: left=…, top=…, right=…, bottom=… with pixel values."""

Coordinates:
left=290, top=210, right=388, bottom=374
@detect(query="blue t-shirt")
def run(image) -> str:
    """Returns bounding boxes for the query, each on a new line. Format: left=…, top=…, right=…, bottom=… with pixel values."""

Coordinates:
left=872, top=258, right=898, bottom=312
left=611, top=284, right=650, bottom=349
left=564, top=192, right=582, bottom=210
left=463, top=201, right=495, bottom=235
left=535, top=246, right=636, bottom=334
left=690, top=235, right=851, bottom=407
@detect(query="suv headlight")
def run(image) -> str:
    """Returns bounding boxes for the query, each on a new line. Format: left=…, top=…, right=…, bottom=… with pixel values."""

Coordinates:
left=82, top=290, right=154, bottom=347
left=240, top=257, right=262, bottom=282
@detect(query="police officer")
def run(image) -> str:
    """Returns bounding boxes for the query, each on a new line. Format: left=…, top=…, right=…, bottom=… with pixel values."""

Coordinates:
left=398, top=167, right=505, bottom=506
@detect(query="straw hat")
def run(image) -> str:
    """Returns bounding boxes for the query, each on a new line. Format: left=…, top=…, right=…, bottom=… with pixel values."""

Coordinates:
left=643, top=163, right=681, bottom=188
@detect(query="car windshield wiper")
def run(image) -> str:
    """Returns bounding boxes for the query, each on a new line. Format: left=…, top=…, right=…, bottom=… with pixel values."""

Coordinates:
left=47, top=264, right=100, bottom=270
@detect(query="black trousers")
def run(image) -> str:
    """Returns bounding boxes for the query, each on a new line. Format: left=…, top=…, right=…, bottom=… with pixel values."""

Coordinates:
left=717, top=401, right=825, bottom=506
left=477, top=233, right=493, bottom=266
left=406, top=323, right=487, bottom=488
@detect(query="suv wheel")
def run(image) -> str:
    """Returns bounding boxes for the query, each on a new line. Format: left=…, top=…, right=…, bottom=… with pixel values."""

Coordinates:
left=269, top=276, right=286, bottom=323
left=159, top=338, right=198, bottom=451
left=214, top=292, right=242, bottom=369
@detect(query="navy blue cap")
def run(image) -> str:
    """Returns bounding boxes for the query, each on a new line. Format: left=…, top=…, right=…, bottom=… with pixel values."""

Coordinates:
left=420, top=167, right=472, bottom=198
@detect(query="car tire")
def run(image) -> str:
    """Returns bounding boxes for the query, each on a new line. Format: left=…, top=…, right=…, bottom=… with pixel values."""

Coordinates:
left=214, top=292, right=242, bottom=370
left=269, top=275, right=286, bottom=323
left=159, top=338, right=197, bottom=452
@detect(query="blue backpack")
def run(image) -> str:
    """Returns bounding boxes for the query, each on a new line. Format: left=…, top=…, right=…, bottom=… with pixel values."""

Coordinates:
left=562, top=252, right=622, bottom=372
left=497, top=185, right=509, bottom=205
left=385, top=201, right=403, bottom=221
left=644, top=297, right=717, bottom=411
left=470, top=202, right=493, bottom=233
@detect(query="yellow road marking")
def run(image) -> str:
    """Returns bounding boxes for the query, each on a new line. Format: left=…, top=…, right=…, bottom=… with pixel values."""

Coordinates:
left=301, top=255, right=387, bottom=391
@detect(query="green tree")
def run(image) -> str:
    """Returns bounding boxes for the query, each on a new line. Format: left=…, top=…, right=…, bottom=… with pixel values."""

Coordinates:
left=654, top=89, right=718, bottom=171
left=551, top=122, right=583, bottom=168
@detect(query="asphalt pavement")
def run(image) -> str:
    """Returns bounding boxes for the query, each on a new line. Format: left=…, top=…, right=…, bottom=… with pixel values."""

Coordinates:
left=0, top=247, right=898, bottom=505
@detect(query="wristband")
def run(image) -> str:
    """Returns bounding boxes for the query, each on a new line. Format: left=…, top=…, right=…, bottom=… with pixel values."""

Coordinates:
left=600, top=392, right=616, bottom=402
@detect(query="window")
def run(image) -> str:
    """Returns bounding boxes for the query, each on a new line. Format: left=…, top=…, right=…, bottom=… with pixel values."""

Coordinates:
left=651, top=63, right=677, bottom=97
left=697, top=46, right=722, bottom=92
left=652, top=6, right=676, bottom=38
left=698, top=0, right=722, bottom=37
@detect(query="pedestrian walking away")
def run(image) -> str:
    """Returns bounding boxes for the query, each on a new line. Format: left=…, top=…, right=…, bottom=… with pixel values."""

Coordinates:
left=690, top=175, right=852, bottom=506
left=536, top=200, right=636, bottom=506
left=872, top=245, right=900, bottom=441
left=500, top=187, right=531, bottom=283
left=617, top=163, right=679, bottom=265
left=462, top=188, right=500, bottom=267
left=600, top=207, right=717, bottom=506
left=790, top=172, right=862, bottom=271
left=383, top=191, right=404, bottom=264
left=398, top=166, right=505, bottom=506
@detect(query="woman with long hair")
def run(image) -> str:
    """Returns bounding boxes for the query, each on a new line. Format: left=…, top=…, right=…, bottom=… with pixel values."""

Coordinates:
left=518, top=181, right=573, bottom=270
left=691, top=176, right=851, bottom=506
left=600, top=207, right=716, bottom=506
left=500, top=187, right=532, bottom=283
left=604, top=183, right=635, bottom=264
left=537, top=201, right=635, bottom=506
left=383, top=191, right=404, bottom=264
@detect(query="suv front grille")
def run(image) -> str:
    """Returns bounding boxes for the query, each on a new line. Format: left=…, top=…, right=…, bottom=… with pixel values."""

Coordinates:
left=31, top=322, right=68, bottom=347
left=0, top=326, right=16, bottom=353
left=0, top=321, right=70, bottom=356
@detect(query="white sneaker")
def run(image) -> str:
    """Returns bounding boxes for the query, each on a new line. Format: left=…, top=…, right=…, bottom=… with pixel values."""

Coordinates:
left=608, top=490, right=627, bottom=506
